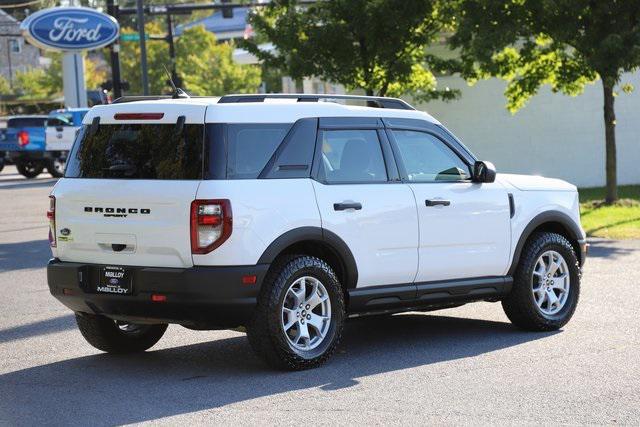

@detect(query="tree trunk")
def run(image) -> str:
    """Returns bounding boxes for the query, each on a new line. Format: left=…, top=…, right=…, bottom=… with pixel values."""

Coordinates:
left=602, top=81, right=618, bottom=204
left=365, top=88, right=374, bottom=96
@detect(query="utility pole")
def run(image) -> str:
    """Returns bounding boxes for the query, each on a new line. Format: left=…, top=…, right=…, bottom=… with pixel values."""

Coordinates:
left=136, top=0, right=149, bottom=95
left=6, top=40, right=12, bottom=89
left=165, top=8, right=180, bottom=86
left=106, top=0, right=123, bottom=98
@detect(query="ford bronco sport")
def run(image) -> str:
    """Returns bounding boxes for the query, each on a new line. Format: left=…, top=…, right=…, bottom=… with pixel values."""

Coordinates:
left=47, top=94, right=587, bottom=370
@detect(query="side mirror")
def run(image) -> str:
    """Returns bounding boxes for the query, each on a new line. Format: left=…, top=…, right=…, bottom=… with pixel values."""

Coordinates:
left=473, top=160, right=496, bottom=183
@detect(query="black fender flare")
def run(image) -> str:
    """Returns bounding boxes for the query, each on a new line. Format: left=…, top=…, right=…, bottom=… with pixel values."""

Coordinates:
left=508, top=210, right=584, bottom=275
left=257, top=226, right=359, bottom=289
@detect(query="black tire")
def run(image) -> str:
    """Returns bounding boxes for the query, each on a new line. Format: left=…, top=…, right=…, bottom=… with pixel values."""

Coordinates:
left=246, top=255, right=345, bottom=370
left=502, top=232, right=581, bottom=331
left=0, top=157, right=4, bottom=173
left=46, top=157, right=65, bottom=178
left=16, top=161, right=44, bottom=179
left=75, top=312, right=168, bottom=354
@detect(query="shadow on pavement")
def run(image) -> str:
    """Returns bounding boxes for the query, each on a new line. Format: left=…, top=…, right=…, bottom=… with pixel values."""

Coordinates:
left=587, top=239, right=637, bottom=259
left=0, top=239, right=50, bottom=272
left=0, top=314, right=75, bottom=344
left=0, top=313, right=557, bottom=425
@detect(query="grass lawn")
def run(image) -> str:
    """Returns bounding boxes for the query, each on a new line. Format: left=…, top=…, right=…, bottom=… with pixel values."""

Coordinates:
left=579, top=185, right=640, bottom=239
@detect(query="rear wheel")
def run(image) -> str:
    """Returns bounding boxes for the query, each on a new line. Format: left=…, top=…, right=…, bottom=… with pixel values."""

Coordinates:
left=0, top=157, right=4, bottom=173
left=47, top=157, right=66, bottom=178
left=16, top=161, right=44, bottom=179
left=247, top=255, right=345, bottom=370
left=75, top=312, right=168, bottom=353
left=502, top=232, right=580, bottom=331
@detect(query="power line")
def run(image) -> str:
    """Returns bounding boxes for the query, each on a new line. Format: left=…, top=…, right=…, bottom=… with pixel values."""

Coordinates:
left=0, top=0, right=46, bottom=9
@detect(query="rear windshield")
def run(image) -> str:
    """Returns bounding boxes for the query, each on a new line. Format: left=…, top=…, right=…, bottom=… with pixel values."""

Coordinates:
left=8, top=117, right=47, bottom=128
left=65, top=123, right=204, bottom=180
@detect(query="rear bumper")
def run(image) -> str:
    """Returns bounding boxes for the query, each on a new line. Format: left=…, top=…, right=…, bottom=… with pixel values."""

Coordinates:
left=47, top=259, right=269, bottom=328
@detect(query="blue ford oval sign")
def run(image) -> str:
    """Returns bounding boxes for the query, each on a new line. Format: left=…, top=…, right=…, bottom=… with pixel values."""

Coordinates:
left=20, top=7, right=119, bottom=51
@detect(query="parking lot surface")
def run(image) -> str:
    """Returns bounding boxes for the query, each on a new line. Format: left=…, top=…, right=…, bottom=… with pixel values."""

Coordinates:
left=1, top=165, right=639, bottom=425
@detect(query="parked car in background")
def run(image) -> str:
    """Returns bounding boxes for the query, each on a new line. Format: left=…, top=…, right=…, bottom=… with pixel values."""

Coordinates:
left=0, top=115, right=49, bottom=178
left=45, top=108, right=90, bottom=176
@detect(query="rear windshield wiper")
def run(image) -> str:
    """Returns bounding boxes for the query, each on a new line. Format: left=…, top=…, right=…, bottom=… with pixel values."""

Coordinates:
left=103, top=164, right=137, bottom=177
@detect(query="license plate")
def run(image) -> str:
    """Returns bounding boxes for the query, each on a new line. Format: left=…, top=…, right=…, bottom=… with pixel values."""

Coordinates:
left=97, top=266, right=132, bottom=295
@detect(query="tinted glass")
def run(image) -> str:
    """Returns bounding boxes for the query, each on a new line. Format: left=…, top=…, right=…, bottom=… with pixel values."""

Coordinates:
left=226, top=123, right=291, bottom=179
left=392, top=130, right=470, bottom=182
left=8, top=117, right=47, bottom=128
left=65, top=124, right=204, bottom=179
left=263, top=118, right=317, bottom=179
left=47, top=113, right=74, bottom=127
left=320, top=129, right=387, bottom=183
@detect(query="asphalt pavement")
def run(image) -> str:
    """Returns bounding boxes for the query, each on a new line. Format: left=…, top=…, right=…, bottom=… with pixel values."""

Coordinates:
left=0, top=165, right=639, bottom=425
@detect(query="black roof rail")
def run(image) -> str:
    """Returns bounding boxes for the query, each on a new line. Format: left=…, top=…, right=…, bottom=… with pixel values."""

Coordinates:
left=218, top=94, right=415, bottom=110
left=112, top=96, right=173, bottom=104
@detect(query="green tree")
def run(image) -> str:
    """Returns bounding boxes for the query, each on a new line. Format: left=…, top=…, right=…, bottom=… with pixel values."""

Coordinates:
left=119, top=24, right=261, bottom=96
left=243, top=0, right=459, bottom=100
left=119, top=22, right=173, bottom=95
left=10, top=52, right=105, bottom=100
left=0, top=75, right=10, bottom=95
left=451, top=0, right=640, bottom=203
left=176, top=26, right=261, bottom=95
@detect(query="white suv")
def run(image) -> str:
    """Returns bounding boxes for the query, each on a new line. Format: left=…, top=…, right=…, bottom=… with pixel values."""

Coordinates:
left=47, top=94, right=587, bottom=370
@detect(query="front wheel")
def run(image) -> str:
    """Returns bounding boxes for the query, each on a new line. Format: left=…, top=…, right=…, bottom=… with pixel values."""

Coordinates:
left=502, top=232, right=581, bottom=331
left=16, top=161, right=44, bottom=179
left=247, top=255, right=345, bottom=370
left=75, top=313, right=168, bottom=353
left=47, top=157, right=66, bottom=178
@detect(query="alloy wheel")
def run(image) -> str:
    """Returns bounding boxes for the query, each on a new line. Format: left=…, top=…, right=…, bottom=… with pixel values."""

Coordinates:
left=532, top=250, right=571, bottom=316
left=281, top=276, right=332, bottom=351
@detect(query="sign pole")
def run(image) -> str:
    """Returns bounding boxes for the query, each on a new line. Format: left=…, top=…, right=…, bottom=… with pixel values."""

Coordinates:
left=136, top=0, right=150, bottom=95
left=62, top=52, right=88, bottom=108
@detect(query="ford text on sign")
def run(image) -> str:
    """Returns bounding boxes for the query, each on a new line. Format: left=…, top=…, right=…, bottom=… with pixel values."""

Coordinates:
left=21, top=7, right=119, bottom=51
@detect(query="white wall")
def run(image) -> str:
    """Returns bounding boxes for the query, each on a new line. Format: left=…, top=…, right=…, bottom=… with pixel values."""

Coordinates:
left=420, top=72, right=640, bottom=188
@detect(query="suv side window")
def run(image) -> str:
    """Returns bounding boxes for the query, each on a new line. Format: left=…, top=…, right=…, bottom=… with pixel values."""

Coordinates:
left=319, top=129, right=388, bottom=183
left=226, top=123, right=292, bottom=179
left=391, top=130, right=471, bottom=182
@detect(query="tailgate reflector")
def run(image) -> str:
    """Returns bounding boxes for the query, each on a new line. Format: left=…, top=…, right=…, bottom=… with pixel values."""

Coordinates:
left=113, top=113, right=165, bottom=120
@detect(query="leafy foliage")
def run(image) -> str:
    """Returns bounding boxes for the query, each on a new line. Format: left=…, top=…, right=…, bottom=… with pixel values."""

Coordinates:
left=0, top=75, right=10, bottom=95
left=175, top=26, right=261, bottom=95
left=119, top=23, right=261, bottom=96
left=451, top=0, right=640, bottom=111
left=243, top=0, right=460, bottom=100
left=5, top=52, right=105, bottom=100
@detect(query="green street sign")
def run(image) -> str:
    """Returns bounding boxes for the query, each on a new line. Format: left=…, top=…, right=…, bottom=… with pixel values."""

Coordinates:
left=120, top=33, right=149, bottom=42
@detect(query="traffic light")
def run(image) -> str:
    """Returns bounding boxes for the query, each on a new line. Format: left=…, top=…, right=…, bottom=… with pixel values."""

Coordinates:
left=221, top=0, right=233, bottom=19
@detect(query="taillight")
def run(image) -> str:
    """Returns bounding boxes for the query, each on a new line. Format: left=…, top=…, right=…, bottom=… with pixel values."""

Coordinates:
left=47, top=195, right=56, bottom=248
left=18, top=130, right=29, bottom=147
left=190, top=199, right=232, bottom=254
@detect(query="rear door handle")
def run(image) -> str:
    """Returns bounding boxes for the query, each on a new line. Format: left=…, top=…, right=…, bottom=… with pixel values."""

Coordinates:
left=425, top=199, right=451, bottom=207
left=334, top=202, right=362, bottom=211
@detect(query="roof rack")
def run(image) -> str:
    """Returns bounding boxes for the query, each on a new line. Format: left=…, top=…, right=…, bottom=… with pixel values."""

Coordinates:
left=112, top=96, right=173, bottom=104
left=218, top=94, right=415, bottom=110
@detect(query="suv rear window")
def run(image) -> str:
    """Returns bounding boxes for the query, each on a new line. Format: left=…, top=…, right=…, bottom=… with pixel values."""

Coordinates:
left=65, top=124, right=204, bottom=180
left=8, top=117, right=47, bottom=128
